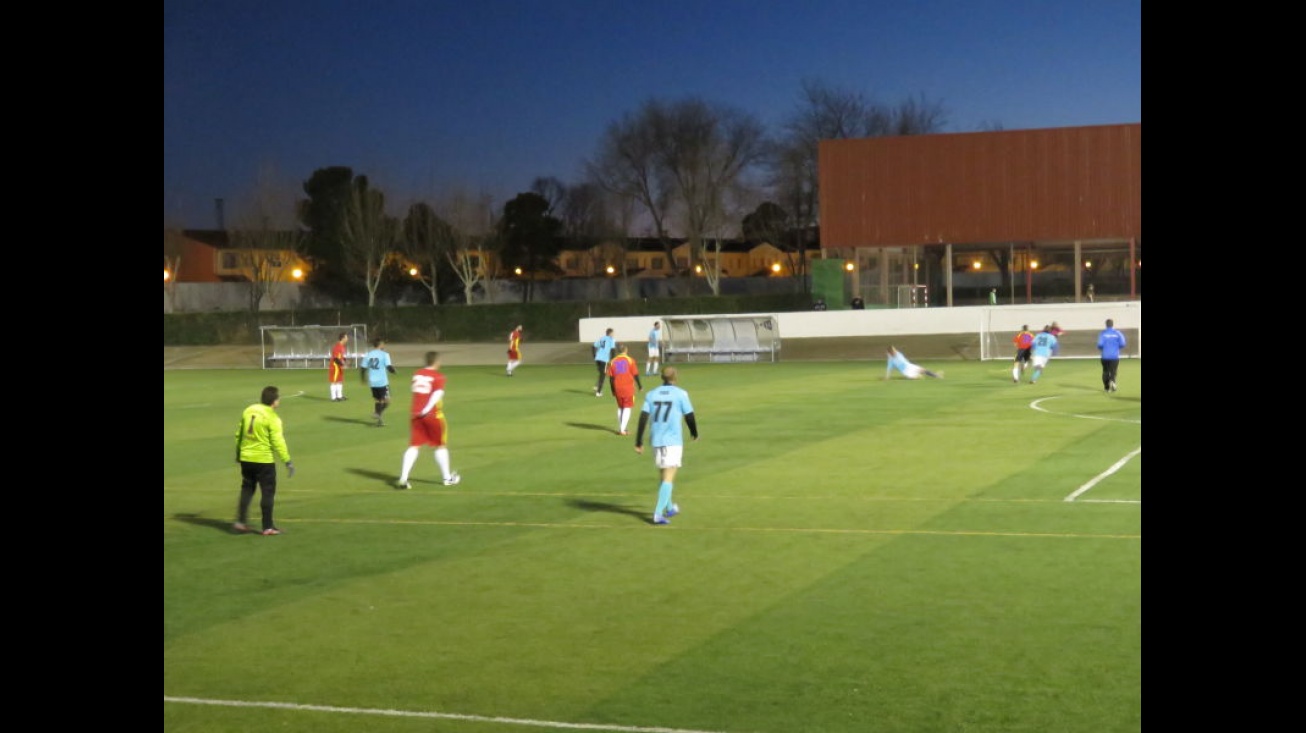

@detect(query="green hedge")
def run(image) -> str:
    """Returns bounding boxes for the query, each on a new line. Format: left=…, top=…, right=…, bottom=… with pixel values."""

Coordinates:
left=163, top=294, right=813, bottom=346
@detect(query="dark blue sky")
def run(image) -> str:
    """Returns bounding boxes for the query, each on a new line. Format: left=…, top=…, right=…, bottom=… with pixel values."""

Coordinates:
left=164, top=0, right=1141, bottom=229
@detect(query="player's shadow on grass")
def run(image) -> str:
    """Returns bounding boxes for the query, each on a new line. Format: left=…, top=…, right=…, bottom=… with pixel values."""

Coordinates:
left=565, top=389, right=601, bottom=396
left=565, top=421, right=617, bottom=433
left=345, top=467, right=402, bottom=488
left=172, top=513, right=242, bottom=534
left=323, top=415, right=381, bottom=426
left=566, top=499, right=648, bottom=522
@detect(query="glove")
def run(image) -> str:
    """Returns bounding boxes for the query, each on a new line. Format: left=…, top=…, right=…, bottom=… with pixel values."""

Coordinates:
left=286, top=461, right=296, bottom=478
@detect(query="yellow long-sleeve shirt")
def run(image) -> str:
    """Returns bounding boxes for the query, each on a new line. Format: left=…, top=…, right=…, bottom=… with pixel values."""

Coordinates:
left=235, top=403, right=291, bottom=464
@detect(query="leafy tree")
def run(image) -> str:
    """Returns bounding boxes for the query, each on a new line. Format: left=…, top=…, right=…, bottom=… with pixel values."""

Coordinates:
left=499, top=192, right=563, bottom=302
left=340, top=177, right=400, bottom=308
left=743, top=201, right=808, bottom=279
left=298, top=166, right=365, bottom=303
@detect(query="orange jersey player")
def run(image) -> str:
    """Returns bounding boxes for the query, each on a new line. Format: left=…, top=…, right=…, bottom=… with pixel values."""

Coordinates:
left=606, top=344, right=644, bottom=435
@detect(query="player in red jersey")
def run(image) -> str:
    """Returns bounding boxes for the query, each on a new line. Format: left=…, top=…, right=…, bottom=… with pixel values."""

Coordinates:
left=328, top=332, right=349, bottom=401
left=396, top=351, right=460, bottom=489
left=606, top=344, right=643, bottom=435
left=1011, top=325, right=1035, bottom=383
left=506, top=324, right=523, bottom=376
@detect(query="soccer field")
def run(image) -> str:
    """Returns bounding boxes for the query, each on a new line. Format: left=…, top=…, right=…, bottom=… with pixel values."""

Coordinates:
left=164, top=358, right=1141, bottom=733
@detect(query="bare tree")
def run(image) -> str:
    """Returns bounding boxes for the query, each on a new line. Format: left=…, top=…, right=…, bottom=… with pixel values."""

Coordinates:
left=402, top=202, right=454, bottom=305
left=657, top=98, right=768, bottom=295
left=340, top=178, right=400, bottom=308
left=164, top=225, right=185, bottom=311
left=589, top=97, right=767, bottom=295
left=228, top=165, right=305, bottom=311
left=436, top=188, right=499, bottom=304
left=587, top=104, right=679, bottom=274
left=770, top=80, right=947, bottom=288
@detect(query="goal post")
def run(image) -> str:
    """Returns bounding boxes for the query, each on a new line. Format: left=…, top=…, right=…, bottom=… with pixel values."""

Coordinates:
left=979, top=305, right=1141, bottom=361
left=661, top=315, right=781, bottom=363
left=260, top=324, right=368, bottom=369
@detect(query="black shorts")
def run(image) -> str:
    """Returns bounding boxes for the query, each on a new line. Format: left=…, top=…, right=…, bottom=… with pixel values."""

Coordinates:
left=1015, top=348, right=1032, bottom=364
left=370, top=386, right=391, bottom=401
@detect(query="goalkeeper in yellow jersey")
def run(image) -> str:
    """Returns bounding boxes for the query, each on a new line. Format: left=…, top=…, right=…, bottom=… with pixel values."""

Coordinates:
left=233, top=386, right=294, bottom=535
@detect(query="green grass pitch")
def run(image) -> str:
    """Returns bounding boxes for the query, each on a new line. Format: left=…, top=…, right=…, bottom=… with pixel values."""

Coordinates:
left=164, top=357, right=1141, bottom=733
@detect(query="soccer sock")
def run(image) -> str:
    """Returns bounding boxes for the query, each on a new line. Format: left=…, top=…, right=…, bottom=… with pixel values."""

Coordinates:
left=654, top=481, right=673, bottom=518
left=260, top=488, right=276, bottom=529
left=237, top=487, right=256, bottom=523
left=435, top=447, right=452, bottom=479
left=399, top=446, right=419, bottom=482
left=1012, top=366, right=1019, bottom=381
left=620, top=407, right=631, bottom=432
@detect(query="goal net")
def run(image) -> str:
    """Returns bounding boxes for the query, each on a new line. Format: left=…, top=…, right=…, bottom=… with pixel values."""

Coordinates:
left=661, top=315, right=781, bottom=363
left=979, top=304, right=1141, bottom=361
left=260, top=324, right=368, bottom=369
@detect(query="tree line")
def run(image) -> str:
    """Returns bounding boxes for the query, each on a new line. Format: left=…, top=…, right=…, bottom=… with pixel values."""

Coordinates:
left=165, top=81, right=950, bottom=308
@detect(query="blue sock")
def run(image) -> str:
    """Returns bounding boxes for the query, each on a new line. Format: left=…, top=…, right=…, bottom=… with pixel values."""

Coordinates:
left=655, top=481, right=673, bottom=517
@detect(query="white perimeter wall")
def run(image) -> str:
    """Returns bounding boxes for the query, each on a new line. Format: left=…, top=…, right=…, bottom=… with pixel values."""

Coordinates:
left=579, top=301, right=1141, bottom=343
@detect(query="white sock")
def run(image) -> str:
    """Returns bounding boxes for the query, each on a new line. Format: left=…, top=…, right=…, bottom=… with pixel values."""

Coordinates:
left=619, top=407, right=630, bottom=432
left=435, top=447, right=452, bottom=480
left=399, top=446, right=419, bottom=482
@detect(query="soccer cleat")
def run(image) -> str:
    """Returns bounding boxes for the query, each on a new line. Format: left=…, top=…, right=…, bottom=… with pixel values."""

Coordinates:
left=653, top=516, right=670, bottom=525
left=618, top=430, right=629, bottom=436
left=443, top=472, right=461, bottom=486
left=665, top=504, right=679, bottom=518
left=396, top=480, right=411, bottom=490
left=232, top=522, right=250, bottom=533
left=595, top=391, right=602, bottom=397
left=1109, top=381, right=1118, bottom=392
left=261, top=527, right=283, bottom=536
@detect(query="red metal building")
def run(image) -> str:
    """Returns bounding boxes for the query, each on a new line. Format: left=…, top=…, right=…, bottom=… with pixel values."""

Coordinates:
left=818, top=123, right=1140, bottom=306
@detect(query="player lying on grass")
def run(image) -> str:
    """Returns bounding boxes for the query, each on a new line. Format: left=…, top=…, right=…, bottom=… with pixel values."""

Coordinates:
left=884, top=346, right=944, bottom=380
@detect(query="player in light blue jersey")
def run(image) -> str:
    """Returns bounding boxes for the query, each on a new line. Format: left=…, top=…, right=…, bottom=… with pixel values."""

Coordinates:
left=359, top=337, right=397, bottom=426
left=884, top=346, right=943, bottom=380
left=645, top=321, right=662, bottom=375
left=1028, top=326, right=1060, bottom=384
left=634, top=366, right=699, bottom=525
left=592, top=328, right=616, bottom=396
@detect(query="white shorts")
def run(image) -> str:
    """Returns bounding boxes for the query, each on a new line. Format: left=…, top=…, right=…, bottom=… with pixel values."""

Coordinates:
left=653, top=445, right=683, bottom=469
left=647, top=346, right=660, bottom=357
left=1032, top=354, right=1050, bottom=368
left=901, top=364, right=924, bottom=379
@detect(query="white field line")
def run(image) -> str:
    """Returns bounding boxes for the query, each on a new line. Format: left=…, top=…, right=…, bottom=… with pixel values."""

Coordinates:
left=162, top=696, right=732, bottom=733
left=1064, top=447, right=1141, bottom=503
left=1027, top=396, right=1141, bottom=504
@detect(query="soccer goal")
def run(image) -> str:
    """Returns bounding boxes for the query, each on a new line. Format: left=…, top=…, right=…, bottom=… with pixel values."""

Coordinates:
left=260, top=324, right=368, bottom=369
left=978, top=304, right=1141, bottom=361
left=661, top=315, right=781, bottom=363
